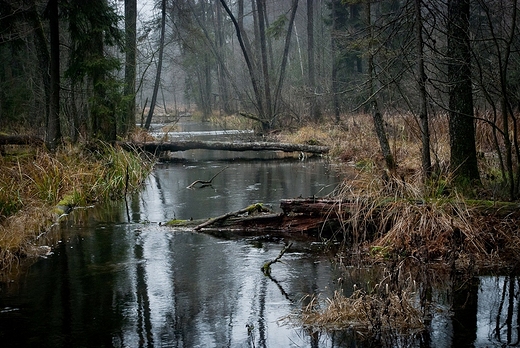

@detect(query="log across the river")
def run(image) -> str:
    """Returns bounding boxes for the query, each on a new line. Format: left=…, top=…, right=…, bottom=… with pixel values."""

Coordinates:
left=118, top=140, right=329, bottom=154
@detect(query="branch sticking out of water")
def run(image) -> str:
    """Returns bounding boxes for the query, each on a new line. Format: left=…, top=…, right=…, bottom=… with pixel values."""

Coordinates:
left=262, top=242, right=293, bottom=276
left=187, top=166, right=228, bottom=189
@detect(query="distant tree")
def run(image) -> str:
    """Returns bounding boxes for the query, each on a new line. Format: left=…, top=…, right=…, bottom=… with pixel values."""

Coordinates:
left=447, top=0, right=480, bottom=184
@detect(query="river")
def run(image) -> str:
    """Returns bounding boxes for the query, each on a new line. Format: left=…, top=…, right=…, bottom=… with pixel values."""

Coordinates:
left=0, top=121, right=519, bottom=347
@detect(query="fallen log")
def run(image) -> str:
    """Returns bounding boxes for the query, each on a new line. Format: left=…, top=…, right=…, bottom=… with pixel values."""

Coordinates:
left=117, top=140, right=329, bottom=154
left=166, top=199, right=348, bottom=239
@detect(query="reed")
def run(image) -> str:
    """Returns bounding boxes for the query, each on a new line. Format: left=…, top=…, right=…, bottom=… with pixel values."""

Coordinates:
left=0, top=142, right=154, bottom=270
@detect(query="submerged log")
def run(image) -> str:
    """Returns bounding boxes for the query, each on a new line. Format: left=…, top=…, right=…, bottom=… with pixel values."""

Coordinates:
left=118, top=140, right=329, bottom=154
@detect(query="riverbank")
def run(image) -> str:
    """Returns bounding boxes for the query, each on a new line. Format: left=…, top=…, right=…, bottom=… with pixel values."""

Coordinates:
left=0, top=142, right=154, bottom=271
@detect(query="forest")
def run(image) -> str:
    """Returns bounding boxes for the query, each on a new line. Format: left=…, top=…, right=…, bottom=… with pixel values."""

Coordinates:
left=2, top=1, right=520, bottom=345
left=2, top=1, right=520, bottom=250
left=0, top=0, right=518, bottom=190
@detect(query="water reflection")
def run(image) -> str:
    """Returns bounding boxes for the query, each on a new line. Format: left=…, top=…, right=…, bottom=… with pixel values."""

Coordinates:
left=0, top=120, right=518, bottom=346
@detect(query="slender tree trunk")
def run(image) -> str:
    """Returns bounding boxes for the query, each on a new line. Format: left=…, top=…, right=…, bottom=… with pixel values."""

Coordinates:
left=220, top=0, right=268, bottom=130
left=307, top=0, right=319, bottom=122
left=330, top=0, right=340, bottom=123
left=47, top=0, right=61, bottom=149
left=366, top=2, right=395, bottom=172
left=447, top=0, right=480, bottom=184
left=215, top=2, right=232, bottom=114
left=124, top=0, right=137, bottom=136
left=256, top=0, right=272, bottom=125
left=414, top=0, right=431, bottom=180
left=145, top=0, right=166, bottom=130
left=273, top=0, right=299, bottom=115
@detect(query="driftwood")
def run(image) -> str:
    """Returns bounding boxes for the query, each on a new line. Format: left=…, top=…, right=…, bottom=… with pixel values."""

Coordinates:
left=118, top=140, right=329, bottom=154
left=187, top=166, right=228, bottom=188
left=0, top=135, right=44, bottom=146
left=261, top=242, right=293, bottom=276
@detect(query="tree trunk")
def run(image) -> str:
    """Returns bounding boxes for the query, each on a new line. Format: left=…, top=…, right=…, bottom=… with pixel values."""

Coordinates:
left=330, top=0, right=340, bottom=123
left=447, top=0, right=480, bottom=184
left=273, top=0, right=299, bottom=115
left=256, top=0, right=273, bottom=126
left=414, top=0, right=431, bottom=180
left=47, top=0, right=61, bottom=150
left=215, top=2, right=232, bottom=115
left=307, top=0, right=319, bottom=122
left=366, top=2, right=395, bottom=172
left=220, top=0, right=268, bottom=130
left=145, top=0, right=166, bottom=130
left=123, top=0, right=137, bottom=136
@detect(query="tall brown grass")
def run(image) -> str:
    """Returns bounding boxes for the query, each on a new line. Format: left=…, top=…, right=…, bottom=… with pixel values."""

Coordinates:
left=0, top=142, right=154, bottom=271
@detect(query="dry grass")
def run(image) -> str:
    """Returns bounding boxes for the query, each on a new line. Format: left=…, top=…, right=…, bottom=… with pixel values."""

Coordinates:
left=0, top=142, right=154, bottom=270
left=284, top=264, right=426, bottom=345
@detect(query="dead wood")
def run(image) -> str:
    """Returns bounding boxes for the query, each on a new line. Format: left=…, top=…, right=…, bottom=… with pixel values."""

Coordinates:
left=193, top=203, right=269, bottom=230
left=262, top=242, right=293, bottom=276
left=117, top=140, right=329, bottom=154
left=187, top=166, right=228, bottom=189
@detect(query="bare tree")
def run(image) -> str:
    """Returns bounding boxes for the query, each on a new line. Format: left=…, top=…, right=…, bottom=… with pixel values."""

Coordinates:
left=145, top=0, right=167, bottom=130
left=47, top=0, right=61, bottom=149
left=414, top=0, right=431, bottom=180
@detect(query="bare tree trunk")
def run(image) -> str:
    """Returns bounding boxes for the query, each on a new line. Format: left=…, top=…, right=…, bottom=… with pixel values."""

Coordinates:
left=145, top=0, right=166, bottom=130
left=447, top=0, right=480, bottom=184
left=256, top=0, right=273, bottom=125
left=273, top=0, right=299, bottom=114
left=215, top=2, right=232, bottom=115
left=414, top=0, right=431, bottom=180
left=366, top=2, right=395, bottom=172
left=220, top=0, right=268, bottom=130
left=307, top=0, right=319, bottom=122
left=330, top=0, right=340, bottom=123
left=47, top=0, right=61, bottom=149
left=124, top=0, right=137, bottom=136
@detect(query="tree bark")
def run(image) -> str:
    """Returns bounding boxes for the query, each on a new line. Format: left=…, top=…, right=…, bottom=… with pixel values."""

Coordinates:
left=447, top=0, right=480, bottom=184
left=145, top=0, right=166, bottom=130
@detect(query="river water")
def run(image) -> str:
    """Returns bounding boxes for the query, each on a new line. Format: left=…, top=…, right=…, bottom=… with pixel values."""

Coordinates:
left=0, top=121, right=519, bottom=347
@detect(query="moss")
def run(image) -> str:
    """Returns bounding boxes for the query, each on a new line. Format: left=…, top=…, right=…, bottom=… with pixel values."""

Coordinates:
left=245, top=203, right=270, bottom=214
left=165, top=219, right=188, bottom=226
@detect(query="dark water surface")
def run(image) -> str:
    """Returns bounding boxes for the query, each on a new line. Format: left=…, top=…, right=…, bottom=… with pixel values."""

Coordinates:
left=0, top=122, right=519, bottom=347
